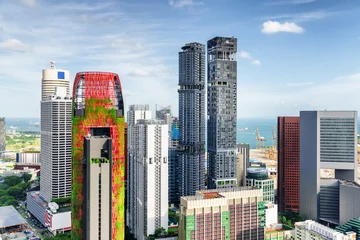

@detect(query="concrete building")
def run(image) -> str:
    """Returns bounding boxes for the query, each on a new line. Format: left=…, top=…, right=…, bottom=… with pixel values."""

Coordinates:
left=295, top=220, right=356, bottom=240
left=16, top=151, right=40, bottom=164
left=178, top=42, right=206, bottom=196
left=277, top=116, right=300, bottom=213
left=128, top=119, right=169, bottom=240
left=265, top=203, right=278, bottom=228
left=265, top=224, right=294, bottom=240
left=207, top=37, right=238, bottom=189
left=336, top=217, right=360, bottom=240
left=155, top=105, right=180, bottom=203
left=300, top=111, right=358, bottom=224
left=0, top=117, right=5, bottom=152
left=40, top=88, right=72, bottom=202
left=236, top=144, right=250, bottom=187
left=179, top=187, right=265, bottom=240
left=246, top=168, right=275, bottom=203
left=83, top=136, right=112, bottom=240
left=41, top=61, right=70, bottom=100
left=126, top=105, right=151, bottom=233
left=71, top=72, right=126, bottom=239
left=26, top=191, right=71, bottom=234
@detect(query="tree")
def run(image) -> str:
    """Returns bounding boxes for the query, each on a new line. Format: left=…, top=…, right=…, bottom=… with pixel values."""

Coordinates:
left=154, top=227, right=167, bottom=237
left=0, top=190, right=7, bottom=196
left=5, top=199, right=18, bottom=207
left=0, top=196, right=16, bottom=206
left=18, top=182, right=30, bottom=191
left=0, top=184, right=9, bottom=190
left=4, top=176, right=22, bottom=187
left=23, top=173, right=32, bottom=183
left=7, top=186, right=24, bottom=199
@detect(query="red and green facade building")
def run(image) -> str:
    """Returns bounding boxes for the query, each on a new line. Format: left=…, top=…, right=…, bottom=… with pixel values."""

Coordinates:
left=71, top=72, right=125, bottom=239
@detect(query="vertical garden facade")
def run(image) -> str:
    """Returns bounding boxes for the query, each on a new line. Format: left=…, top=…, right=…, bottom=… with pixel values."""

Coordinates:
left=71, top=72, right=125, bottom=240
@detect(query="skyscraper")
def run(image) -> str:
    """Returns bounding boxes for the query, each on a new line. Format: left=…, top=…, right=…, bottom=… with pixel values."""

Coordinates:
left=0, top=117, right=5, bottom=152
left=41, top=61, right=70, bottom=100
left=155, top=105, right=180, bottom=203
left=131, top=119, right=169, bottom=240
left=27, top=63, right=72, bottom=235
left=72, top=72, right=125, bottom=240
left=178, top=42, right=206, bottom=196
left=83, top=136, right=113, bottom=239
left=277, top=116, right=300, bottom=213
left=300, top=111, right=358, bottom=224
left=40, top=87, right=72, bottom=202
left=126, top=105, right=151, bottom=234
left=207, top=37, right=238, bottom=189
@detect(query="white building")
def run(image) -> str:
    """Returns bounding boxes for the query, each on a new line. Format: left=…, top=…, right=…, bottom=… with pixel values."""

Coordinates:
left=16, top=151, right=40, bottom=164
left=131, top=118, right=169, bottom=240
left=40, top=87, right=72, bottom=202
left=265, top=203, right=278, bottom=228
left=126, top=105, right=151, bottom=233
left=295, top=220, right=356, bottom=240
left=41, top=61, right=70, bottom=100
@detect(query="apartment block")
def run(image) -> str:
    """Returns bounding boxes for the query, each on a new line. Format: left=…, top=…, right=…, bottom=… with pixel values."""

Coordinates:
left=207, top=37, right=238, bottom=189
left=179, top=187, right=265, bottom=240
left=246, top=168, right=274, bottom=203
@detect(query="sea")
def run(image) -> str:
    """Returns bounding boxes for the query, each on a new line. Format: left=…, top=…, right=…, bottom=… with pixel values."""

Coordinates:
left=5, top=117, right=360, bottom=149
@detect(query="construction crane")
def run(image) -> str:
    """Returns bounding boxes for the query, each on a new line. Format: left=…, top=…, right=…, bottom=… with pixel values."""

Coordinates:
left=255, top=127, right=266, bottom=150
left=272, top=126, right=277, bottom=149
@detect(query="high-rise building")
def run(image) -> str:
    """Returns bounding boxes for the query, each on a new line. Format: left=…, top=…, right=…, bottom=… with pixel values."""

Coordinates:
left=83, top=136, right=113, bottom=240
left=41, top=61, right=70, bottom=100
left=236, top=143, right=250, bottom=186
left=0, top=117, right=5, bottom=152
left=295, top=220, right=356, bottom=240
left=179, top=187, right=265, bottom=240
left=300, top=111, right=358, bottom=225
left=246, top=168, right=274, bottom=203
left=27, top=63, right=72, bottom=235
left=126, top=105, right=151, bottom=234
left=207, top=37, right=238, bottom=189
left=71, top=72, right=125, bottom=240
left=131, top=119, right=169, bottom=240
left=155, top=105, right=180, bottom=203
left=277, top=116, right=300, bottom=213
left=40, top=88, right=72, bottom=202
left=178, top=42, right=206, bottom=196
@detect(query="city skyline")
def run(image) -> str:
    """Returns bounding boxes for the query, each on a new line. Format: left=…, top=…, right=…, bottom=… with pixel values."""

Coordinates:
left=1, top=0, right=360, bottom=118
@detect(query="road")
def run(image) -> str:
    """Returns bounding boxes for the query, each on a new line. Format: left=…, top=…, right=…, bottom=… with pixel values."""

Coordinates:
left=16, top=205, right=51, bottom=239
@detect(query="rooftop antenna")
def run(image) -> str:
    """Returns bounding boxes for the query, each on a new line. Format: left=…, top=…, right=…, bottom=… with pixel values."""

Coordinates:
left=50, top=61, right=55, bottom=69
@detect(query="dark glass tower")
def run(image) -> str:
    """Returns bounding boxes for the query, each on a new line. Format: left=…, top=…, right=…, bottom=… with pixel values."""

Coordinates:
left=207, top=37, right=238, bottom=189
left=178, top=42, right=206, bottom=196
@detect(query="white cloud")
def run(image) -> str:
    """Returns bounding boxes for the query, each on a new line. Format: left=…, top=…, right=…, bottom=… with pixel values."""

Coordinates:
left=286, top=82, right=314, bottom=87
left=239, top=51, right=252, bottom=59
left=127, top=69, right=154, bottom=77
left=262, top=21, right=304, bottom=34
left=19, top=0, right=36, bottom=7
left=239, top=51, right=261, bottom=66
left=333, top=73, right=360, bottom=82
left=251, top=60, right=261, bottom=66
left=168, top=0, right=204, bottom=8
left=268, top=0, right=317, bottom=5
left=265, top=11, right=339, bottom=23
left=0, top=39, right=28, bottom=52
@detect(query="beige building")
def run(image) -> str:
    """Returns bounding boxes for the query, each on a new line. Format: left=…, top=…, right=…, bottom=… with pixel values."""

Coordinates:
left=179, top=187, right=265, bottom=240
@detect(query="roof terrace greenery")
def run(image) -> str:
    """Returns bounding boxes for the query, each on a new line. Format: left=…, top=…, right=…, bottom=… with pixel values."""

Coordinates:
left=90, top=157, right=110, bottom=164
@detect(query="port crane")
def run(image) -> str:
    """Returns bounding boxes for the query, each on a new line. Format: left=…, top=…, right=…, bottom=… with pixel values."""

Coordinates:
left=255, top=127, right=266, bottom=150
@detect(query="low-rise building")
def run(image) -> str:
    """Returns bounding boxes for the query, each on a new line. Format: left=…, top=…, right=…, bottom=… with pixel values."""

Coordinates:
left=179, top=187, right=265, bottom=240
left=16, top=151, right=40, bottom=164
left=336, top=217, right=360, bottom=240
left=295, top=220, right=356, bottom=240
left=265, top=223, right=294, bottom=240
left=26, top=191, right=71, bottom=235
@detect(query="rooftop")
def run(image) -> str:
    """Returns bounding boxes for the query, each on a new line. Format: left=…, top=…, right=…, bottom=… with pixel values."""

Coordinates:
left=0, top=205, right=27, bottom=228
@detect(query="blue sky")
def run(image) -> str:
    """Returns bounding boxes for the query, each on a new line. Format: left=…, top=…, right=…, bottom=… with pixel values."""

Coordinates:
left=0, top=0, right=360, bottom=118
